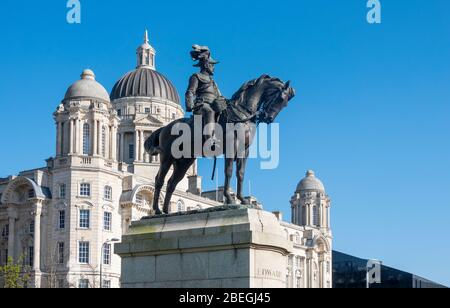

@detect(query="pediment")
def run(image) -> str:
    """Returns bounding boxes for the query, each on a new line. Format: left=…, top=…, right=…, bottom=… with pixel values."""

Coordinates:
left=133, top=114, right=164, bottom=126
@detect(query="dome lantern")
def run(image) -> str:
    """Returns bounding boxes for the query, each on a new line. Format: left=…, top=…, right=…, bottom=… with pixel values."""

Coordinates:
left=137, top=29, right=156, bottom=70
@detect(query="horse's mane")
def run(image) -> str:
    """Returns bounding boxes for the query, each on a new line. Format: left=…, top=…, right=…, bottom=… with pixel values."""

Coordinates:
left=230, top=74, right=282, bottom=106
left=229, top=79, right=258, bottom=106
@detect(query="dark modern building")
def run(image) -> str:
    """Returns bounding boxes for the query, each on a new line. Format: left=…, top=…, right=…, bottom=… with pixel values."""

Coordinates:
left=333, top=251, right=447, bottom=288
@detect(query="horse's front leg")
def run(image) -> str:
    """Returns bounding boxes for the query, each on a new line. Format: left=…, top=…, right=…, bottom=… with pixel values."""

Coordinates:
left=236, top=153, right=249, bottom=205
left=223, top=158, right=234, bottom=204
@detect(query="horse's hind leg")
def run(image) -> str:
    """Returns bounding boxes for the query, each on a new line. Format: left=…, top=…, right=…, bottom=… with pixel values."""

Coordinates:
left=223, top=158, right=234, bottom=204
left=153, top=155, right=172, bottom=215
left=163, top=158, right=195, bottom=214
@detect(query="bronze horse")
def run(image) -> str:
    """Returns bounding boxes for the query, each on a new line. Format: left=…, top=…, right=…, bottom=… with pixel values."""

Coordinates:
left=145, top=75, right=295, bottom=214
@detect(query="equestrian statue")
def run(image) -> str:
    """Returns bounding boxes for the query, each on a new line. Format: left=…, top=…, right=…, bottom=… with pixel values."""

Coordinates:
left=145, top=45, right=295, bottom=215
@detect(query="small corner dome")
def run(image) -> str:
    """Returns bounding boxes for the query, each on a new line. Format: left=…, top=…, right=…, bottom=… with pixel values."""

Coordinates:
left=296, top=170, right=325, bottom=192
left=64, top=69, right=111, bottom=103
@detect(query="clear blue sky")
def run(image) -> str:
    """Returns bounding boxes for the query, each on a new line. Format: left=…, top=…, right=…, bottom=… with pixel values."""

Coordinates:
left=0, top=0, right=449, bottom=286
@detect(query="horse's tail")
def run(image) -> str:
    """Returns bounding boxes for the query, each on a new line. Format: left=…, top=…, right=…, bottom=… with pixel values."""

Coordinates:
left=144, top=128, right=163, bottom=156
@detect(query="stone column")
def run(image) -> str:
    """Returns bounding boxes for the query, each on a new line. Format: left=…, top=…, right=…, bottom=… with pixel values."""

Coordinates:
left=140, top=130, right=144, bottom=162
left=111, top=126, right=117, bottom=161
left=32, top=202, right=43, bottom=288
left=306, top=205, right=310, bottom=226
left=120, top=133, right=125, bottom=162
left=32, top=202, right=42, bottom=272
left=92, top=120, right=97, bottom=155
left=327, top=207, right=331, bottom=229
left=320, top=259, right=326, bottom=288
left=301, top=258, right=306, bottom=288
left=69, top=119, right=74, bottom=154
left=134, top=131, right=139, bottom=162
left=7, top=207, right=18, bottom=261
left=77, top=119, right=82, bottom=154
left=72, top=119, right=77, bottom=154
left=56, top=122, right=62, bottom=156
left=97, top=121, right=102, bottom=156
left=109, top=126, right=113, bottom=160
left=305, top=256, right=311, bottom=288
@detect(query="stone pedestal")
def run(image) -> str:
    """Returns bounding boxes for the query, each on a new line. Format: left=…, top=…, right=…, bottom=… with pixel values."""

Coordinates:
left=115, top=206, right=293, bottom=288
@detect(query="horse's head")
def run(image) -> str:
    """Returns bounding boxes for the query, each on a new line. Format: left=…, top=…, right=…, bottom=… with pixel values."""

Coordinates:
left=258, top=77, right=296, bottom=124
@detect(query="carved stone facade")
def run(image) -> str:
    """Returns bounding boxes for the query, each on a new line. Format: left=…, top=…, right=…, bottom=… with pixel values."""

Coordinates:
left=0, top=32, right=332, bottom=288
left=0, top=32, right=219, bottom=288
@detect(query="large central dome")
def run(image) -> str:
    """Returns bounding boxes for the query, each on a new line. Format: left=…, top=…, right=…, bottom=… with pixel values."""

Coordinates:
left=110, top=67, right=180, bottom=104
left=110, top=30, right=180, bottom=104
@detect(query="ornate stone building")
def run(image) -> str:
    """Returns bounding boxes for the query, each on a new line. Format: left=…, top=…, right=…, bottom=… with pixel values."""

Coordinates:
left=0, top=31, right=332, bottom=288
left=284, top=170, right=333, bottom=288
left=0, top=32, right=218, bottom=288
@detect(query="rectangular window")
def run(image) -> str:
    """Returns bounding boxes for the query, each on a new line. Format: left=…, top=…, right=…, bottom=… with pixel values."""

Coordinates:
left=58, top=242, right=65, bottom=264
left=79, top=210, right=90, bottom=229
left=103, top=280, right=111, bottom=288
left=129, top=144, right=134, bottom=160
left=83, top=124, right=90, bottom=155
left=59, top=184, right=66, bottom=199
left=313, top=206, right=319, bottom=226
left=104, top=186, right=112, bottom=200
left=103, top=212, right=112, bottom=231
left=78, top=242, right=89, bottom=264
left=117, top=109, right=122, bottom=117
left=28, top=190, right=35, bottom=199
left=80, top=183, right=91, bottom=197
left=28, top=246, right=34, bottom=267
left=59, top=210, right=65, bottom=229
left=78, top=279, right=89, bottom=289
left=103, top=244, right=111, bottom=265
left=145, top=107, right=151, bottom=114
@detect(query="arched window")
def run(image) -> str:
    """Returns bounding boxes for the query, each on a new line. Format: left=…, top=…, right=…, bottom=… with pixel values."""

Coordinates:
left=101, top=126, right=107, bottom=157
left=83, top=123, right=90, bottom=155
left=313, top=206, right=319, bottom=226
left=177, top=200, right=185, bottom=212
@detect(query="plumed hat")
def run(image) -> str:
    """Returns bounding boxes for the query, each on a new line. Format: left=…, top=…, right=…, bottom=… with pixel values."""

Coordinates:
left=191, top=45, right=219, bottom=67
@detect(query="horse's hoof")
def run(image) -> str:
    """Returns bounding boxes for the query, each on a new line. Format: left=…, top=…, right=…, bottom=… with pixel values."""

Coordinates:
left=238, top=197, right=250, bottom=206
left=154, top=209, right=162, bottom=215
